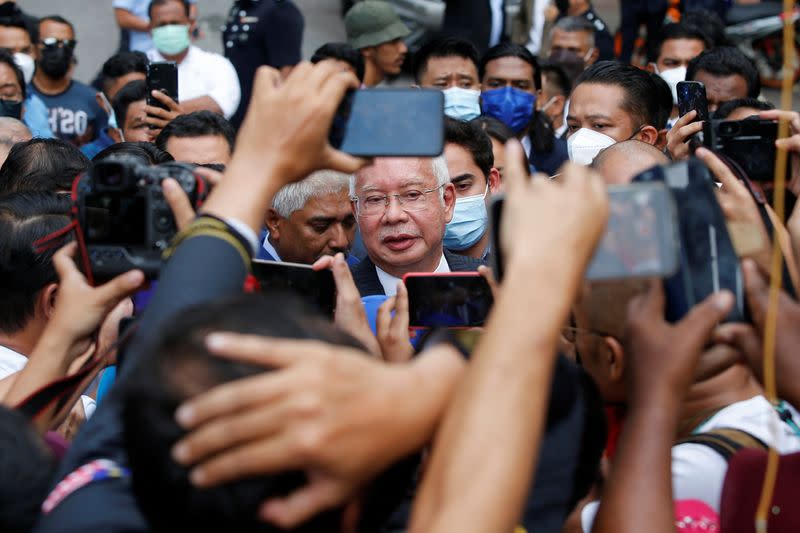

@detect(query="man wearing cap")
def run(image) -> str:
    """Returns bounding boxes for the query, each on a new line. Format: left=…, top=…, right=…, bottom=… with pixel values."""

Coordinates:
left=344, top=0, right=409, bottom=87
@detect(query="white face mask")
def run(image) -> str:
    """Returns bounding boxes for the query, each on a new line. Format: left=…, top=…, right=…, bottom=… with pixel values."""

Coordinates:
left=656, top=65, right=687, bottom=106
left=442, top=87, right=481, bottom=121
left=13, top=52, right=34, bottom=85
left=567, top=128, right=616, bottom=165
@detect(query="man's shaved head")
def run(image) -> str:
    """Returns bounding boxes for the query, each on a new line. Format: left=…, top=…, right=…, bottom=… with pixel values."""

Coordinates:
left=592, top=140, right=669, bottom=185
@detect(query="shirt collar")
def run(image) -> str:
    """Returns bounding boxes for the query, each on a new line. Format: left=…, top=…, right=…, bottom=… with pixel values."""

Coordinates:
left=148, top=44, right=195, bottom=65
left=261, top=231, right=282, bottom=262
left=375, top=254, right=450, bottom=296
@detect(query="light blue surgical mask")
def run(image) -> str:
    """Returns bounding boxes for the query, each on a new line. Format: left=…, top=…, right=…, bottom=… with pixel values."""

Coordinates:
left=443, top=185, right=489, bottom=251
left=98, top=91, right=124, bottom=142
left=152, top=24, right=190, bottom=56
left=443, top=87, right=481, bottom=121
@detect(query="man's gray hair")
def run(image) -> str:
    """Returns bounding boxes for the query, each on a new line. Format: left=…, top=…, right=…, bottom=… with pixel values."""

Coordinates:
left=553, top=16, right=596, bottom=47
left=272, top=170, right=351, bottom=218
left=349, top=155, right=450, bottom=201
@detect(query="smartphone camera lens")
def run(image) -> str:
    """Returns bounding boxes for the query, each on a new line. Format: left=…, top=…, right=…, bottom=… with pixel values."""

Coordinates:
left=719, top=121, right=740, bottom=136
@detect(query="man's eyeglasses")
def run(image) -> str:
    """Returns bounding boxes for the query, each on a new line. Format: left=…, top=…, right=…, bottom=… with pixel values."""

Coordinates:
left=352, top=184, right=444, bottom=217
left=40, top=38, right=76, bottom=50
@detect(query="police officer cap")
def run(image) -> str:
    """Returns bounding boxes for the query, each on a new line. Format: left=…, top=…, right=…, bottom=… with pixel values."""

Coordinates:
left=345, top=1, right=410, bottom=50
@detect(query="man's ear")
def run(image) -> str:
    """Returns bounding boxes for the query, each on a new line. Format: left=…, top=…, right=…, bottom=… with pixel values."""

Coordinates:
left=634, top=125, right=660, bottom=146
left=587, top=47, right=599, bottom=66
left=108, top=127, right=122, bottom=143
left=442, top=182, right=456, bottom=223
left=487, top=168, right=501, bottom=194
left=646, top=62, right=657, bottom=74
left=264, top=208, right=282, bottom=239
left=361, top=47, right=374, bottom=60
left=40, top=283, right=59, bottom=321
left=654, top=128, right=668, bottom=151
left=604, top=336, right=626, bottom=383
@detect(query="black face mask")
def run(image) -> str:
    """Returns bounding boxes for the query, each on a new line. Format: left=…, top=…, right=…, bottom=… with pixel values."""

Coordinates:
left=0, top=99, right=22, bottom=119
left=38, top=46, right=73, bottom=79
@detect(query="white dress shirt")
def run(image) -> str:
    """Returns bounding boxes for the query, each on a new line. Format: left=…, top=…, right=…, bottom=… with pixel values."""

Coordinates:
left=489, top=0, right=505, bottom=47
left=146, top=45, right=241, bottom=119
left=375, top=254, right=450, bottom=296
left=261, top=232, right=282, bottom=262
left=0, top=344, right=96, bottom=418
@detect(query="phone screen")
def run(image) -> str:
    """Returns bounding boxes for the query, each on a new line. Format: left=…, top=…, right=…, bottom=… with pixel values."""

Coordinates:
left=330, top=89, right=444, bottom=157
left=146, top=62, right=178, bottom=111
left=677, top=81, right=709, bottom=123
left=251, top=260, right=336, bottom=317
left=404, top=274, right=493, bottom=328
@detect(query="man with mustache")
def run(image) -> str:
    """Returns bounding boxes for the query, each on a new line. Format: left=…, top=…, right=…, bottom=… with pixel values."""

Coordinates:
left=349, top=156, right=484, bottom=297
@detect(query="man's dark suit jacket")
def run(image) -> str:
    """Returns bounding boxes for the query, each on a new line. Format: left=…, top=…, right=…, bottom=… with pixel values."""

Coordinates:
left=350, top=249, right=486, bottom=297
left=440, top=0, right=501, bottom=55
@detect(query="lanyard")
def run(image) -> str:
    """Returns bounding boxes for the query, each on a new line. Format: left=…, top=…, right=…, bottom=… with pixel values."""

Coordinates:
left=774, top=400, right=800, bottom=439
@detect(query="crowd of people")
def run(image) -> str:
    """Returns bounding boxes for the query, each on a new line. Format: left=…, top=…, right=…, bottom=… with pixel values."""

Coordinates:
left=0, top=0, right=799, bottom=531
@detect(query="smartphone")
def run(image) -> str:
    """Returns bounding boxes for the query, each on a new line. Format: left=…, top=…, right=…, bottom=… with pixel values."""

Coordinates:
left=251, top=260, right=336, bottom=317
left=633, top=159, right=746, bottom=322
left=704, top=118, right=779, bottom=182
left=677, top=81, right=709, bottom=123
left=489, top=182, right=680, bottom=282
left=329, top=89, right=444, bottom=157
left=146, top=61, right=178, bottom=111
left=403, top=272, right=493, bottom=329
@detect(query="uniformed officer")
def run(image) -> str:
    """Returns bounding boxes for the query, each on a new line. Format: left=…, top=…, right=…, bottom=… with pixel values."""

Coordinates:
left=619, top=0, right=668, bottom=64
left=222, top=0, right=304, bottom=130
left=555, top=0, right=614, bottom=62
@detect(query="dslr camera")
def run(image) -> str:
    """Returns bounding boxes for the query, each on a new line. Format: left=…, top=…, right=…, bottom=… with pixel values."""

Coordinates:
left=703, top=118, right=779, bottom=182
left=75, top=157, right=209, bottom=280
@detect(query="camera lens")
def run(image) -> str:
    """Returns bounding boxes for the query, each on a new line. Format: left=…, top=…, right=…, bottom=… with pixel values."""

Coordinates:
left=101, top=172, right=122, bottom=186
left=720, top=122, right=740, bottom=136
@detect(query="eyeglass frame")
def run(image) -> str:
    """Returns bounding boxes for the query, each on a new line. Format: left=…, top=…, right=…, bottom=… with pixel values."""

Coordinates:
left=39, top=38, right=77, bottom=50
left=351, top=183, right=445, bottom=217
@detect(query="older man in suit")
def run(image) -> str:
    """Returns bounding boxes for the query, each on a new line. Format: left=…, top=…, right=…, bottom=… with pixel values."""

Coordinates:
left=349, top=155, right=484, bottom=296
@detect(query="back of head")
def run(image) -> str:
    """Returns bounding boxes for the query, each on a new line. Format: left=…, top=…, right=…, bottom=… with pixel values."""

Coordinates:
left=444, top=116, right=493, bottom=178
left=0, top=191, right=71, bottom=334
left=540, top=62, right=572, bottom=97
left=272, top=169, right=351, bottom=218
left=0, top=138, right=90, bottom=195
left=714, top=97, right=775, bottom=120
left=479, top=42, right=542, bottom=90
left=413, top=37, right=479, bottom=84
left=472, top=115, right=515, bottom=145
left=649, top=71, right=674, bottom=130
left=0, top=5, right=36, bottom=45
left=100, top=51, right=148, bottom=96
left=686, top=47, right=760, bottom=99
left=92, top=141, right=174, bottom=165
left=111, top=79, right=148, bottom=128
left=552, top=15, right=596, bottom=46
left=0, top=405, right=56, bottom=533
left=121, top=293, right=363, bottom=532
left=155, top=111, right=236, bottom=155
left=591, top=139, right=669, bottom=184
left=575, top=61, right=662, bottom=130
left=682, top=9, right=728, bottom=48
left=311, top=42, right=365, bottom=83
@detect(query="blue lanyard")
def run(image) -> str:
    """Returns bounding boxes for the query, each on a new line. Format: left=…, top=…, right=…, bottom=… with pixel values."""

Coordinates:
left=774, top=401, right=800, bottom=439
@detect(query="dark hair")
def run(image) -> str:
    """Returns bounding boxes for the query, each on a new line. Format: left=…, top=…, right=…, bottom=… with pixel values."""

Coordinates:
left=93, top=142, right=174, bottom=165
left=39, top=15, right=75, bottom=36
left=649, top=71, right=673, bottom=130
left=682, top=9, right=728, bottom=48
left=311, top=42, right=365, bottom=83
left=686, top=46, right=761, bottom=99
left=0, top=192, right=71, bottom=332
left=121, top=293, right=410, bottom=532
left=444, top=116, right=494, bottom=179
left=575, top=61, right=662, bottom=129
left=413, top=37, right=479, bottom=84
left=553, top=16, right=595, bottom=39
left=100, top=51, right=149, bottom=94
left=656, top=22, right=710, bottom=60
left=148, top=0, right=191, bottom=19
left=111, top=79, right=148, bottom=128
left=155, top=111, right=236, bottom=155
left=540, top=63, right=571, bottom=97
left=472, top=116, right=514, bottom=145
left=714, top=97, right=775, bottom=120
left=0, top=405, right=57, bottom=532
left=479, top=42, right=542, bottom=91
left=0, top=48, right=25, bottom=100
left=0, top=138, right=90, bottom=195
left=0, top=9, right=36, bottom=46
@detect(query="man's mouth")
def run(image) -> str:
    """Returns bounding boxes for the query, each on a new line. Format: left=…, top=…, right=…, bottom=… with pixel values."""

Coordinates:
left=382, top=233, right=417, bottom=252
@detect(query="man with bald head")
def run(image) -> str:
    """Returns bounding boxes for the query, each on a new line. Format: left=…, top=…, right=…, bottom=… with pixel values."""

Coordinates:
left=348, top=156, right=484, bottom=296
left=591, top=139, right=668, bottom=184
left=0, top=116, right=31, bottom=165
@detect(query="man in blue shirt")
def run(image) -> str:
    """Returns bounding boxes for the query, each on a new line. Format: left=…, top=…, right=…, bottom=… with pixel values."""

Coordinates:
left=30, top=16, right=106, bottom=146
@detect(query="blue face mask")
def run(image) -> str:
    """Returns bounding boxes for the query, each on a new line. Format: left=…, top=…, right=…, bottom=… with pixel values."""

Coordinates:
left=443, top=186, right=489, bottom=251
left=481, top=86, right=536, bottom=133
left=443, top=87, right=481, bottom=121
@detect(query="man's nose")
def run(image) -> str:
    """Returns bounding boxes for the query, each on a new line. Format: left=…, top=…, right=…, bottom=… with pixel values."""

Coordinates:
left=328, top=223, right=349, bottom=250
left=383, top=196, right=408, bottom=224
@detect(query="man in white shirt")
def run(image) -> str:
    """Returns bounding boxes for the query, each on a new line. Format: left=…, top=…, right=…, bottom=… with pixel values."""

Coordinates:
left=113, top=0, right=197, bottom=53
left=145, top=0, right=240, bottom=119
left=348, top=156, right=485, bottom=297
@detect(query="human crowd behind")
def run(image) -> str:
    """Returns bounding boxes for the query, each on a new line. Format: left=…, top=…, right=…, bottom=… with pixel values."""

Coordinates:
left=0, top=0, right=799, bottom=531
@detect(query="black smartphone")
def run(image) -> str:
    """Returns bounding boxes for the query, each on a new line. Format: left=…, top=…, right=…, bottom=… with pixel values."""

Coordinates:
left=329, top=89, right=444, bottom=157
left=704, top=118, right=779, bottom=182
left=402, top=273, right=493, bottom=329
left=146, top=61, right=178, bottom=111
left=251, top=260, right=336, bottom=317
left=633, top=159, right=746, bottom=323
left=677, top=81, right=709, bottom=123
left=489, top=183, right=680, bottom=282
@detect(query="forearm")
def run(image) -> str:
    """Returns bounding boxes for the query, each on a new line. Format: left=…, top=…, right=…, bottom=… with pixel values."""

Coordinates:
left=114, top=8, right=150, bottom=32
left=592, top=398, right=680, bottom=533
left=410, top=259, right=579, bottom=533
left=2, top=331, right=74, bottom=407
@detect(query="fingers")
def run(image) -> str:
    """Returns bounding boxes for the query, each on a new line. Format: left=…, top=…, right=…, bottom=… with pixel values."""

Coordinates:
left=503, top=139, right=528, bottom=196
left=376, top=295, right=397, bottom=341
left=742, top=258, right=769, bottom=329
left=759, top=109, right=800, bottom=133
left=627, top=279, right=663, bottom=323
left=93, top=270, right=145, bottom=308
left=162, top=178, right=196, bottom=231
left=192, top=166, right=223, bottom=187
left=150, top=89, right=181, bottom=112
left=696, top=147, right=744, bottom=194
left=674, top=110, right=697, bottom=130
left=260, top=483, right=344, bottom=529
left=477, top=265, right=499, bottom=299
left=676, top=290, right=735, bottom=353
left=52, top=242, right=81, bottom=282
left=394, top=281, right=409, bottom=330
left=330, top=253, right=359, bottom=302
left=143, top=104, right=174, bottom=121
left=322, top=146, right=369, bottom=175
left=311, top=255, right=334, bottom=272
left=204, top=333, right=308, bottom=368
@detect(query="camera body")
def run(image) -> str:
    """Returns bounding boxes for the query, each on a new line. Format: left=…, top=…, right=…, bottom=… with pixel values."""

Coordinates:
left=75, top=157, right=207, bottom=279
left=703, top=118, right=778, bottom=182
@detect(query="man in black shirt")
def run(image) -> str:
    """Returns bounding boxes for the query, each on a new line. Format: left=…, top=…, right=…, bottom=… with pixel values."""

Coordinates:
left=222, top=0, right=304, bottom=129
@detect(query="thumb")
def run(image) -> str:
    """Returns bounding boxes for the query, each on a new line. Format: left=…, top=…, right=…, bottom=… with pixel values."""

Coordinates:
left=742, top=258, right=769, bottom=329
left=676, top=290, right=735, bottom=354
left=162, top=178, right=195, bottom=231
left=322, top=147, right=369, bottom=175
left=94, top=269, right=145, bottom=309
left=259, top=480, right=343, bottom=529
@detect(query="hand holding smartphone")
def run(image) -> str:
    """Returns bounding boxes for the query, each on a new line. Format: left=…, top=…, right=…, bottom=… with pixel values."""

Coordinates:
left=251, top=260, right=336, bottom=317
left=403, top=273, right=493, bottom=329
left=146, top=62, right=179, bottom=112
